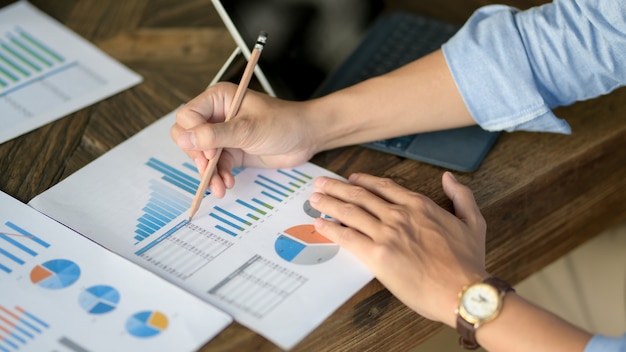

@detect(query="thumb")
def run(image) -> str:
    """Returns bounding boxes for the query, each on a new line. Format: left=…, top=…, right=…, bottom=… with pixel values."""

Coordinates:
left=177, top=118, right=245, bottom=153
left=441, top=172, right=485, bottom=231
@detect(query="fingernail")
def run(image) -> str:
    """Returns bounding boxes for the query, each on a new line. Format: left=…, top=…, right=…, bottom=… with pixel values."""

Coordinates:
left=178, top=131, right=196, bottom=149
left=447, top=171, right=457, bottom=181
left=310, top=192, right=322, bottom=203
left=314, top=177, right=327, bottom=188
left=193, top=157, right=205, bottom=173
left=313, top=218, right=325, bottom=230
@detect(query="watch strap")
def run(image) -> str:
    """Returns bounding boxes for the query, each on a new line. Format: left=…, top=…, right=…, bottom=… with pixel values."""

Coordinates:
left=456, top=277, right=515, bottom=350
left=484, top=277, right=515, bottom=295
left=457, top=316, right=481, bottom=350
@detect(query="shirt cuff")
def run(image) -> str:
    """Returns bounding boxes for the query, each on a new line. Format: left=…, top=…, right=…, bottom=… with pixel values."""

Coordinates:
left=442, top=5, right=571, bottom=134
left=584, top=333, right=626, bottom=352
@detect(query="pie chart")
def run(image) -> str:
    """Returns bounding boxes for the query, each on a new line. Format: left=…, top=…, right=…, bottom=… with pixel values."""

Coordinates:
left=274, top=224, right=339, bottom=265
left=126, top=310, right=169, bottom=338
left=303, top=200, right=333, bottom=219
left=79, top=285, right=120, bottom=314
left=30, top=259, right=81, bottom=289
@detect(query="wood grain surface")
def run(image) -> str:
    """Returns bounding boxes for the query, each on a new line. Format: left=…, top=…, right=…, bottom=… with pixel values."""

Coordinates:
left=1, top=0, right=624, bottom=350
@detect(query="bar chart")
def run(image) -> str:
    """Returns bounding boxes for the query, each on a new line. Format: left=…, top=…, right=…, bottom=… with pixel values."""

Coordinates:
left=0, top=26, right=65, bottom=90
left=209, top=168, right=313, bottom=237
left=0, top=2, right=142, bottom=145
left=0, top=305, right=49, bottom=351
left=0, top=26, right=106, bottom=121
left=208, top=255, right=308, bottom=318
left=135, top=160, right=315, bottom=243
left=134, top=158, right=207, bottom=243
left=135, top=220, right=234, bottom=280
left=0, top=221, right=50, bottom=275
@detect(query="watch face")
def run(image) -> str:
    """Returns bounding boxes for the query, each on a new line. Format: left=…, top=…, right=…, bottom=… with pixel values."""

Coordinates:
left=460, top=283, right=501, bottom=323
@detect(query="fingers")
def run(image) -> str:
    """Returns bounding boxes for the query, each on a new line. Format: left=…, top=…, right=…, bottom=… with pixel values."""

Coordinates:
left=309, top=189, right=378, bottom=265
left=216, top=152, right=236, bottom=189
left=180, top=118, right=250, bottom=152
left=177, top=83, right=235, bottom=127
left=171, top=87, right=225, bottom=171
left=172, top=82, right=238, bottom=152
left=347, top=172, right=422, bottom=205
left=170, top=122, right=209, bottom=171
left=441, top=172, right=486, bottom=233
left=174, top=96, right=262, bottom=156
left=171, top=83, right=246, bottom=188
left=310, top=176, right=389, bottom=235
left=310, top=173, right=484, bottom=243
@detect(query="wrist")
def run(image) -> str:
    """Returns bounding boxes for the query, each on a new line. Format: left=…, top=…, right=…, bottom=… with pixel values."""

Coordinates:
left=454, top=277, right=515, bottom=350
left=440, top=271, right=488, bottom=328
left=303, top=95, right=360, bottom=152
left=476, top=293, right=593, bottom=352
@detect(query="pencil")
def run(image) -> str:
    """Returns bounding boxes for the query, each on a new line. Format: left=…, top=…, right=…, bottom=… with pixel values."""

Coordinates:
left=188, top=31, right=268, bottom=221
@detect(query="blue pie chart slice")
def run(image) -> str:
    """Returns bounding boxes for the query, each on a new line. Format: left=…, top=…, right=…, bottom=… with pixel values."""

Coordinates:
left=30, top=259, right=81, bottom=289
left=79, top=285, right=120, bottom=314
left=126, top=311, right=168, bottom=338
left=275, top=224, right=339, bottom=265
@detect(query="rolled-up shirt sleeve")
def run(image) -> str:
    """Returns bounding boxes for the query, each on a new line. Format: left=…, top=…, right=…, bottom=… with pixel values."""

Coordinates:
left=584, top=333, right=626, bottom=352
left=442, top=0, right=626, bottom=134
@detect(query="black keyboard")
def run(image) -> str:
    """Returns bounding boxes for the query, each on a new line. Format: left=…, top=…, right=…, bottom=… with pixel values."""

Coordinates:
left=314, top=12, right=499, bottom=172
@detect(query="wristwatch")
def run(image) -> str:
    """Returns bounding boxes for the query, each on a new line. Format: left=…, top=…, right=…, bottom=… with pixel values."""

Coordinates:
left=455, top=277, right=515, bottom=350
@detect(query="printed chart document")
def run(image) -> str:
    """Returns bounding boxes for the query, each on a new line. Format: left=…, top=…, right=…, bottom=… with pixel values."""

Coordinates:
left=29, top=110, right=374, bottom=350
left=0, top=2, right=142, bottom=144
left=0, top=191, right=232, bottom=352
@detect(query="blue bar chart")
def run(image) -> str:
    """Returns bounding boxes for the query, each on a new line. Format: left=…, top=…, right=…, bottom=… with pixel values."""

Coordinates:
left=0, top=305, right=49, bottom=351
left=134, top=158, right=208, bottom=243
left=0, top=221, right=50, bottom=275
left=208, top=255, right=308, bottom=318
left=135, top=220, right=234, bottom=280
left=136, top=160, right=315, bottom=242
left=209, top=168, right=313, bottom=237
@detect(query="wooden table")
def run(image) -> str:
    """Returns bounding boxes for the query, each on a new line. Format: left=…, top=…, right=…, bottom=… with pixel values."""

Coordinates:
left=1, top=0, right=624, bottom=350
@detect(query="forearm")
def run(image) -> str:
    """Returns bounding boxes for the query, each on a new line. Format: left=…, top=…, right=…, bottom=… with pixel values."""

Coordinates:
left=303, top=50, right=475, bottom=152
left=475, top=293, right=592, bottom=352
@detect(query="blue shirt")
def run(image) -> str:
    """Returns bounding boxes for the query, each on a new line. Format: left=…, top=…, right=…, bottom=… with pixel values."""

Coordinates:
left=443, top=1, right=626, bottom=350
left=442, top=0, right=626, bottom=134
left=585, top=334, right=626, bottom=352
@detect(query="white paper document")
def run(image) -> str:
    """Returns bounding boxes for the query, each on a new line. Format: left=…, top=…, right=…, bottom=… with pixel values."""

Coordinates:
left=29, top=110, right=374, bottom=350
left=0, top=191, right=232, bottom=352
left=0, top=2, right=142, bottom=144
